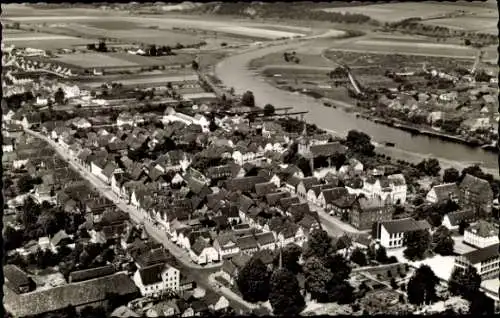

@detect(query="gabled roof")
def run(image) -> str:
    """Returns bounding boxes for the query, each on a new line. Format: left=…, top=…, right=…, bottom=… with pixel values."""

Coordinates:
left=299, top=177, right=320, bottom=191
left=380, top=218, right=431, bottom=234
left=191, top=237, right=211, bottom=256
left=309, top=142, right=347, bottom=158
left=466, top=220, right=498, bottom=238
left=4, top=265, right=30, bottom=289
left=429, top=183, right=459, bottom=201
left=3, top=273, right=138, bottom=318
left=460, top=174, right=492, bottom=195
left=238, top=195, right=255, bottom=213
left=237, top=235, right=258, bottom=250
left=445, top=209, right=476, bottom=226
left=255, top=232, right=275, bottom=246
left=266, top=191, right=291, bottom=206
left=321, top=187, right=349, bottom=203
left=69, top=265, right=115, bottom=283
left=461, top=243, right=499, bottom=264
left=279, top=196, right=300, bottom=211
left=225, top=176, right=266, bottom=193
left=255, top=182, right=277, bottom=197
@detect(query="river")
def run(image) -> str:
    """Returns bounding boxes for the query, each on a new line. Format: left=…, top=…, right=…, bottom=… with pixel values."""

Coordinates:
left=214, top=40, right=498, bottom=174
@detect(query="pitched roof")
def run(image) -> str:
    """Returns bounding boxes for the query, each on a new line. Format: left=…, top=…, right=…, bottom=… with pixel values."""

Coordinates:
left=255, top=232, right=275, bottom=246
left=279, top=196, right=300, bottom=210
left=266, top=191, right=291, bottom=206
left=225, top=176, right=266, bottom=193
left=460, top=174, right=492, bottom=195
left=237, top=235, right=258, bottom=250
left=231, top=253, right=252, bottom=268
left=69, top=265, right=115, bottom=283
left=3, top=273, right=138, bottom=318
left=3, top=265, right=30, bottom=290
left=309, top=142, right=347, bottom=158
left=191, top=237, right=211, bottom=256
left=429, top=183, right=459, bottom=201
left=381, top=218, right=431, bottom=234
left=299, top=177, right=320, bottom=191
left=138, top=263, right=165, bottom=285
left=466, top=220, right=498, bottom=238
left=321, top=187, right=349, bottom=203
left=461, top=243, right=499, bottom=264
left=255, top=182, right=277, bottom=197
left=445, top=209, right=476, bottom=226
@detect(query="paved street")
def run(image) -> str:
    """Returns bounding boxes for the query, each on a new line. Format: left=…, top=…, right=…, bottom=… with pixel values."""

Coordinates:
left=24, top=128, right=256, bottom=313
left=297, top=196, right=361, bottom=237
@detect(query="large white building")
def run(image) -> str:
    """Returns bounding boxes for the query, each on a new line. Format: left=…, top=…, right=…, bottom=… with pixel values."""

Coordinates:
left=454, top=243, right=499, bottom=280
left=132, top=262, right=180, bottom=297
left=464, top=221, right=499, bottom=249
left=377, top=218, right=431, bottom=249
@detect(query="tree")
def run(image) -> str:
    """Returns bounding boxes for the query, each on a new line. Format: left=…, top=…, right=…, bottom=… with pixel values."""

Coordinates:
left=326, top=278, right=354, bottom=304
left=87, top=43, right=96, bottom=50
left=443, top=167, right=460, bottom=183
left=375, top=245, right=389, bottom=264
left=303, top=256, right=333, bottom=301
left=448, top=266, right=481, bottom=301
left=191, top=60, right=199, bottom=71
left=148, top=44, right=157, bottom=56
left=431, top=226, right=454, bottom=256
left=303, top=229, right=334, bottom=259
left=236, top=258, right=270, bottom=303
left=274, top=244, right=302, bottom=274
left=269, top=268, right=305, bottom=316
left=4, top=226, right=24, bottom=251
left=407, top=265, right=439, bottom=305
left=54, top=88, right=66, bottom=105
left=469, top=291, right=494, bottom=315
left=458, top=219, right=470, bottom=235
left=264, top=104, right=275, bottom=116
left=241, top=90, right=255, bottom=107
left=209, top=118, right=218, bottom=132
left=350, top=248, right=368, bottom=266
left=464, top=39, right=471, bottom=46
left=325, top=253, right=351, bottom=282
left=403, top=229, right=431, bottom=261
left=345, top=130, right=375, bottom=156
left=97, top=40, right=107, bottom=52
left=417, top=158, right=441, bottom=177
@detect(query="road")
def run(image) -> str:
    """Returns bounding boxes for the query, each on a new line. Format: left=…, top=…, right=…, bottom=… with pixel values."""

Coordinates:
left=23, top=127, right=257, bottom=314
left=299, top=197, right=361, bottom=237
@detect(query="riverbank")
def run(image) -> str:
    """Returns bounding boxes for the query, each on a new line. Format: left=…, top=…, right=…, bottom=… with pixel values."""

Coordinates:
left=214, top=31, right=498, bottom=172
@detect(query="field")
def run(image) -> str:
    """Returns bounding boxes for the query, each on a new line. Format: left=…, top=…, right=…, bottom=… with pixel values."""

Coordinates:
left=80, top=74, right=200, bottom=88
left=2, top=29, right=90, bottom=49
left=422, top=16, right=499, bottom=34
left=49, top=52, right=194, bottom=69
left=318, top=2, right=497, bottom=23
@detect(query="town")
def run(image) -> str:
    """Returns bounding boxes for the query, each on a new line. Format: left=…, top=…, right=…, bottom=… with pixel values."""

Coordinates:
left=2, top=2, right=499, bottom=318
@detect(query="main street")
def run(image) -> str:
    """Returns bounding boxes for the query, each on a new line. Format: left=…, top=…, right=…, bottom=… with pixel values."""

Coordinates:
left=23, top=128, right=257, bottom=314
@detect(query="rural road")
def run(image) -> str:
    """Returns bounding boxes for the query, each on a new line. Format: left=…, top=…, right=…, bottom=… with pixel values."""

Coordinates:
left=214, top=31, right=498, bottom=174
left=23, top=128, right=256, bottom=314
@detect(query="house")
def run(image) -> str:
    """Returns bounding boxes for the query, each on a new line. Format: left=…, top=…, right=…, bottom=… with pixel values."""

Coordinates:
left=3, top=265, right=35, bottom=294
left=296, top=177, right=320, bottom=200
left=283, top=176, right=301, bottom=194
left=463, top=221, right=499, bottom=248
left=350, top=196, right=394, bottom=231
left=111, top=305, right=141, bottom=318
left=237, top=235, right=259, bottom=255
left=459, top=174, right=494, bottom=215
left=426, top=183, right=459, bottom=204
left=203, top=291, right=230, bottom=312
left=146, top=299, right=181, bottom=317
left=189, top=237, right=219, bottom=265
left=255, top=232, right=276, bottom=251
left=277, top=224, right=305, bottom=247
left=3, top=273, right=139, bottom=318
left=442, top=209, right=477, bottom=231
left=306, top=183, right=337, bottom=206
left=220, top=253, right=252, bottom=286
left=317, top=187, right=349, bottom=209
left=213, top=233, right=240, bottom=260
left=377, top=218, right=431, bottom=249
left=49, top=230, right=72, bottom=252
left=454, top=243, right=499, bottom=280
left=132, top=262, right=180, bottom=297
